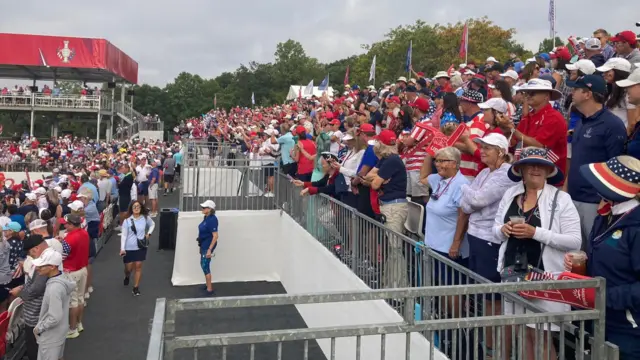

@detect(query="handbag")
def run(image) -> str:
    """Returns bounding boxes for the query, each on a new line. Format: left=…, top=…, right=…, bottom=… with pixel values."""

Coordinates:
left=500, top=188, right=559, bottom=283
left=129, top=218, right=149, bottom=249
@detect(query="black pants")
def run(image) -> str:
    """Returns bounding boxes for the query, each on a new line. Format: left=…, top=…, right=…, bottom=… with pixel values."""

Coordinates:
left=25, top=325, right=38, bottom=360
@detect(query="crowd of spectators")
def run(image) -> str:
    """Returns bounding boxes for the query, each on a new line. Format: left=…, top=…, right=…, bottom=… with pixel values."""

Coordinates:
left=171, top=28, right=640, bottom=359
left=0, top=135, right=183, bottom=358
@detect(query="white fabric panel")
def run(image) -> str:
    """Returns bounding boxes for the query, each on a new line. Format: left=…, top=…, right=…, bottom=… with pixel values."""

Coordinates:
left=138, top=130, right=164, bottom=141
left=171, top=210, right=280, bottom=285
left=182, top=168, right=264, bottom=197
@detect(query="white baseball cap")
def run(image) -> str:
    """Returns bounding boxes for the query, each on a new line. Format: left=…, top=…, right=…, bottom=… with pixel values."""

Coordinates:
left=342, top=133, right=355, bottom=141
left=584, top=38, right=602, bottom=50
left=473, top=133, right=510, bottom=153
left=596, top=58, right=632, bottom=73
left=32, top=247, right=63, bottom=268
left=25, top=193, right=37, bottom=201
left=60, top=189, right=72, bottom=199
left=566, top=59, right=597, bottom=75
left=616, top=68, right=640, bottom=87
left=500, top=70, right=519, bottom=80
left=486, top=56, right=498, bottom=63
left=69, top=200, right=84, bottom=212
left=29, top=219, right=48, bottom=231
left=478, top=98, right=509, bottom=114
left=200, top=200, right=216, bottom=209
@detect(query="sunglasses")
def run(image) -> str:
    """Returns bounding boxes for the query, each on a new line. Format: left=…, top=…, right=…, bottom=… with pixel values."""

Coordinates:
left=434, top=159, right=455, bottom=164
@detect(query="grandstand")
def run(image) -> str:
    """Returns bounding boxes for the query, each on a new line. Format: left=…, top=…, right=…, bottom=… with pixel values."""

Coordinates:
left=0, top=33, right=162, bottom=141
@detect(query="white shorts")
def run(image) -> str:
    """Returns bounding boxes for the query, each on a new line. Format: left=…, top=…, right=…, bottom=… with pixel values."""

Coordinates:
left=148, top=183, right=159, bottom=200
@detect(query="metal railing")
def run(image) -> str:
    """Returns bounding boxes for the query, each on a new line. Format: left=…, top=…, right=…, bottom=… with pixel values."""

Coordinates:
left=0, top=93, right=101, bottom=110
left=0, top=161, right=42, bottom=172
left=150, top=280, right=608, bottom=360
left=114, top=100, right=144, bottom=124
left=139, top=120, right=164, bottom=132
left=150, top=147, right=618, bottom=360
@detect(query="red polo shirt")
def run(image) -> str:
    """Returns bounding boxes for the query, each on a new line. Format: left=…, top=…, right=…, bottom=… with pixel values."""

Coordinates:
left=63, top=228, right=90, bottom=272
left=516, top=103, right=568, bottom=185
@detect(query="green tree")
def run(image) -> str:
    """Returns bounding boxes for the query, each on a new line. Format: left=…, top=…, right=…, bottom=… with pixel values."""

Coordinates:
left=538, top=37, right=565, bottom=53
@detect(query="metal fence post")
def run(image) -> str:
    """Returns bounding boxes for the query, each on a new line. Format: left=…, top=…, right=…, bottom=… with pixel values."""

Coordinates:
left=350, top=209, right=358, bottom=273
left=592, top=277, right=607, bottom=360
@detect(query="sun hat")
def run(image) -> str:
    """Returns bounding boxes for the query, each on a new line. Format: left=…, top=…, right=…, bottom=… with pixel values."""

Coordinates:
left=397, top=76, right=407, bottom=83
left=616, top=68, right=640, bottom=88
left=518, top=79, right=563, bottom=101
left=473, top=133, right=509, bottom=153
left=434, top=71, right=450, bottom=79
left=579, top=156, right=640, bottom=203
left=565, top=59, right=597, bottom=75
left=596, top=58, right=632, bottom=73
left=478, top=98, right=509, bottom=113
left=508, top=147, right=564, bottom=184
left=200, top=200, right=216, bottom=209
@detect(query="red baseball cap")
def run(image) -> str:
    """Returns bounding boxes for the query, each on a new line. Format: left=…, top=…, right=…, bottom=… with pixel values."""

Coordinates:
left=359, top=124, right=375, bottom=133
left=411, top=98, right=430, bottom=113
left=324, top=112, right=334, bottom=120
left=295, top=125, right=306, bottom=134
left=611, top=31, right=637, bottom=46
left=375, top=130, right=397, bottom=146
left=386, top=96, right=401, bottom=105
left=550, top=46, right=571, bottom=61
left=329, top=119, right=340, bottom=125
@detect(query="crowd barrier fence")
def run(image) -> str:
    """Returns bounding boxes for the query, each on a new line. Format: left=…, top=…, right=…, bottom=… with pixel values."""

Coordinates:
left=148, top=144, right=617, bottom=360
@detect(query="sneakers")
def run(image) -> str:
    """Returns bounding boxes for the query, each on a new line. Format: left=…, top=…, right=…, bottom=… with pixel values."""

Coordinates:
left=77, top=323, right=84, bottom=333
left=67, top=329, right=80, bottom=339
left=264, top=192, right=275, bottom=198
left=132, top=287, right=140, bottom=296
left=124, top=276, right=130, bottom=286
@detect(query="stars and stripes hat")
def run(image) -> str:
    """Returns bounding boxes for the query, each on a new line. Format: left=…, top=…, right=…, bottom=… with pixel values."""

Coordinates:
left=508, top=147, right=564, bottom=185
left=579, top=156, right=640, bottom=203
left=459, top=89, right=484, bottom=103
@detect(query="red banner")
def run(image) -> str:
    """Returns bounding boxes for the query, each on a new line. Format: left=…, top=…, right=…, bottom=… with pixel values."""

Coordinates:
left=0, top=33, right=138, bottom=84
left=519, top=272, right=596, bottom=309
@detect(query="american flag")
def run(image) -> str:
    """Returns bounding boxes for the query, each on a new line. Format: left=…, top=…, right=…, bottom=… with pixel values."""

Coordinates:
left=405, top=40, right=413, bottom=73
left=548, top=0, right=556, bottom=38
left=459, top=21, right=468, bottom=60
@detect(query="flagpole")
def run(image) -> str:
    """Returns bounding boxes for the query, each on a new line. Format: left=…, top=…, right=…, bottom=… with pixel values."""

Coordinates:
left=408, top=40, right=412, bottom=80
left=552, top=1, right=556, bottom=48
left=465, top=21, right=468, bottom=64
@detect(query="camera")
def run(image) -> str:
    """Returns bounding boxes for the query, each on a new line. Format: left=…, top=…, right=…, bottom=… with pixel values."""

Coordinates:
left=513, top=249, right=529, bottom=272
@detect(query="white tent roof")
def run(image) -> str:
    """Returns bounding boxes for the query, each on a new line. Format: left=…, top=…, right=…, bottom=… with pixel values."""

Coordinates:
left=286, top=85, right=335, bottom=101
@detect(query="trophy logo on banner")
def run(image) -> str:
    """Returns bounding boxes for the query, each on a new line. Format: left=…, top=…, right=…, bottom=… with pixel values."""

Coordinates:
left=57, top=41, right=76, bottom=63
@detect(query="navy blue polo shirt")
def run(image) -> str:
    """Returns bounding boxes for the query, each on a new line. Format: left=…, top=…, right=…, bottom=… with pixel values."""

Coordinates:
left=568, top=108, right=626, bottom=203
left=375, top=154, right=407, bottom=202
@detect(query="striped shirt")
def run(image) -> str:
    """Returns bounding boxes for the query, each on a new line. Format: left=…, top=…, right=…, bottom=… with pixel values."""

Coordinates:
left=460, top=113, right=488, bottom=180
left=403, top=123, right=434, bottom=172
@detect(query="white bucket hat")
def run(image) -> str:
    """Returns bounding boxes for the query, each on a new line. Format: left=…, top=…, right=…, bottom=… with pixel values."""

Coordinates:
left=518, top=79, right=563, bottom=101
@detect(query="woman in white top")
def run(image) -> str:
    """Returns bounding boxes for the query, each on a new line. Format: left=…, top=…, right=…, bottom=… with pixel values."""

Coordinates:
left=493, top=147, right=581, bottom=360
left=597, top=58, right=637, bottom=132
left=259, top=130, right=279, bottom=197
left=329, top=129, right=365, bottom=208
left=119, top=200, right=155, bottom=296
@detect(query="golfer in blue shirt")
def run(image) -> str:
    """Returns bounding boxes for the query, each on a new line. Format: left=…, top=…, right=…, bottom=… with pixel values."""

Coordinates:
left=198, top=200, right=218, bottom=295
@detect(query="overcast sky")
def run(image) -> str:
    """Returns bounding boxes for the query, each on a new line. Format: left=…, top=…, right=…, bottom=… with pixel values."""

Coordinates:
left=1, top=0, right=638, bottom=87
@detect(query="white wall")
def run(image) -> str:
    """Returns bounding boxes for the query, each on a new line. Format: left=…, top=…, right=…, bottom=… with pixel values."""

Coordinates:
left=182, top=168, right=263, bottom=197
left=172, top=210, right=446, bottom=360
left=171, top=211, right=279, bottom=285
left=138, top=130, right=164, bottom=141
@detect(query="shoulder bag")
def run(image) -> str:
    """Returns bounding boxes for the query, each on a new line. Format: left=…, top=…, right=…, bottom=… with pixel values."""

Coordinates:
left=129, top=217, right=149, bottom=249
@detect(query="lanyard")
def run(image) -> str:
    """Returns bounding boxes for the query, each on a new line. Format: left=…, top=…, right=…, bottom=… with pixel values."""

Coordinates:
left=592, top=210, right=633, bottom=245
left=433, top=176, right=454, bottom=200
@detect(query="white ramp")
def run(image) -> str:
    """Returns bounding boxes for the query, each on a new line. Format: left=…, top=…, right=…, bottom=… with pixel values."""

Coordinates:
left=172, top=210, right=447, bottom=360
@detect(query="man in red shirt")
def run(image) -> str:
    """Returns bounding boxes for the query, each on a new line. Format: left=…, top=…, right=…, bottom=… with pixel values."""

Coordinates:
left=500, top=79, right=568, bottom=185
left=61, top=214, right=90, bottom=339
left=293, top=125, right=316, bottom=182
